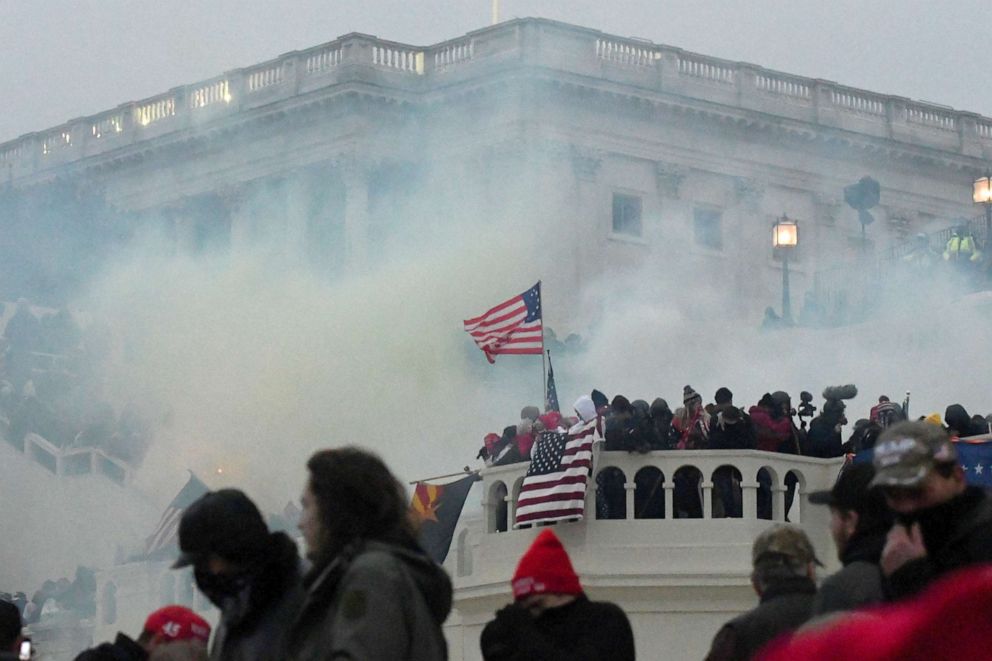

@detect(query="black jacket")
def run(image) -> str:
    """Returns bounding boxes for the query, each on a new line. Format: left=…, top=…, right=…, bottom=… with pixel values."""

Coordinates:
left=705, top=576, right=816, bottom=661
left=286, top=539, right=452, bottom=661
left=886, top=486, right=992, bottom=601
left=811, top=529, right=886, bottom=616
left=480, top=594, right=634, bottom=661
left=210, top=532, right=306, bottom=661
left=74, top=633, right=148, bottom=661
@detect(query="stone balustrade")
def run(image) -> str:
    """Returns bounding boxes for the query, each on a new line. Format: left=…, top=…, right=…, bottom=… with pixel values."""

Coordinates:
left=481, top=448, right=843, bottom=534
left=20, top=432, right=133, bottom=485
left=3, top=18, right=991, bottom=180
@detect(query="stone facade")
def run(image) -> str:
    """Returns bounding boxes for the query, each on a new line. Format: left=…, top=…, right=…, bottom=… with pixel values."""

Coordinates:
left=0, top=18, right=987, bottom=329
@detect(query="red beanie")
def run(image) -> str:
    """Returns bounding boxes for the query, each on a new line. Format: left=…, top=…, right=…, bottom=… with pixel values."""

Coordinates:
left=511, top=529, right=582, bottom=600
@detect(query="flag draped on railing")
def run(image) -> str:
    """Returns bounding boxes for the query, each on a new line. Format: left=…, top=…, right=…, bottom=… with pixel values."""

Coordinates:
left=463, top=282, right=543, bottom=364
left=410, top=473, right=481, bottom=564
left=514, top=418, right=598, bottom=528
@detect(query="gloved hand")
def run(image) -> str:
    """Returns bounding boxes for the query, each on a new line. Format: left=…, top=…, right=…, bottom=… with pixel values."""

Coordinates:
left=480, top=604, right=532, bottom=659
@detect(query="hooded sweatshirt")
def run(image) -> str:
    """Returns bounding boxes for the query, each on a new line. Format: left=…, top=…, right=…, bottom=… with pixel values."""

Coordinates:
left=286, top=539, right=452, bottom=661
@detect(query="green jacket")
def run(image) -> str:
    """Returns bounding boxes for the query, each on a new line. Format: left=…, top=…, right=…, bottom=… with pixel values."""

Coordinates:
left=286, top=540, right=453, bottom=661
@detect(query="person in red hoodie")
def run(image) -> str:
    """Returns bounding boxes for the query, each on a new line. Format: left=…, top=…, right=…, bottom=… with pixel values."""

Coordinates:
left=760, top=565, right=992, bottom=661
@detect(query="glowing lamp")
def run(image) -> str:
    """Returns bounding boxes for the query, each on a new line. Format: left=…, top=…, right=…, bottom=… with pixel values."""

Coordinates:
left=974, top=176, right=992, bottom=204
left=772, top=216, right=799, bottom=249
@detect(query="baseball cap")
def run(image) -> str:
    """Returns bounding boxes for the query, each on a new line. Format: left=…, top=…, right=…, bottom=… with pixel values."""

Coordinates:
left=809, top=463, right=880, bottom=511
left=752, top=524, right=822, bottom=568
left=143, top=605, right=211, bottom=643
left=870, top=422, right=957, bottom=489
left=172, top=489, right=270, bottom=569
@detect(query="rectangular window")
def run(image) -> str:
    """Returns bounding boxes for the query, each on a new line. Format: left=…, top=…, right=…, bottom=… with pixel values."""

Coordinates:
left=693, top=208, right=723, bottom=250
left=612, top=193, right=642, bottom=237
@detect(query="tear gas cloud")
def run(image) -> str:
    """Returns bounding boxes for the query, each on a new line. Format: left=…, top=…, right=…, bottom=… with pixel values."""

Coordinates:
left=3, top=91, right=991, bottom=591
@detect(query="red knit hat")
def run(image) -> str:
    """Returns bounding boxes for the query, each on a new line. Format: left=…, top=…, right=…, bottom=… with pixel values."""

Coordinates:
left=511, top=529, right=582, bottom=599
left=143, top=605, right=211, bottom=643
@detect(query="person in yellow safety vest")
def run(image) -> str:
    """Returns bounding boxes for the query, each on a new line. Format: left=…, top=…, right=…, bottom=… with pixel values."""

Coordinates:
left=944, top=227, right=983, bottom=262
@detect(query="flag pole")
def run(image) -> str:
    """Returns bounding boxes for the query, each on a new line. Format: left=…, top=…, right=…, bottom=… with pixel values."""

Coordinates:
left=540, top=281, right=547, bottom=410
left=408, top=467, right=478, bottom=485
left=491, top=0, right=500, bottom=25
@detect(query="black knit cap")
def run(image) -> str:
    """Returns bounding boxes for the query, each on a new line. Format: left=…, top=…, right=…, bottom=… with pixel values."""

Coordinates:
left=173, top=489, right=270, bottom=569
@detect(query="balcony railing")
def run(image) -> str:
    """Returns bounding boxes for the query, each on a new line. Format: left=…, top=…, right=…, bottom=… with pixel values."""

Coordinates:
left=481, top=448, right=844, bottom=534
left=2, top=18, right=991, bottom=176
left=16, top=432, right=133, bottom=486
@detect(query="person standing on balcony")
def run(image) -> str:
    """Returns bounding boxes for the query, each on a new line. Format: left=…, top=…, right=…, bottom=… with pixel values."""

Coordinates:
left=808, top=463, right=891, bottom=615
left=480, top=529, right=635, bottom=661
left=704, top=525, right=819, bottom=661
left=871, top=421, right=992, bottom=601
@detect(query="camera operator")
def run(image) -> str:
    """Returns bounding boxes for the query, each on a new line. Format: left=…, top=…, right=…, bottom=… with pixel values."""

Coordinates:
left=796, top=392, right=817, bottom=431
left=806, top=386, right=858, bottom=458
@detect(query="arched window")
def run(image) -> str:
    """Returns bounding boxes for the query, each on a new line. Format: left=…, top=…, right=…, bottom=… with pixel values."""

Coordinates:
left=711, top=465, right=743, bottom=518
left=490, top=481, right=509, bottom=533
left=673, top=465, right=703, bottom=519
left=456, top=529, right=473, bottom=577
left=634, top=467, right=665, bottom=519
left=595, top=467, right=627, bottom=520
left=756, top=466, right=779, bottom=520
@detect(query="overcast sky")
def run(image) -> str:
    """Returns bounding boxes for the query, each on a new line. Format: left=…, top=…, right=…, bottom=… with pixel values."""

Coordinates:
left=1, top=0, right=989, bottom=143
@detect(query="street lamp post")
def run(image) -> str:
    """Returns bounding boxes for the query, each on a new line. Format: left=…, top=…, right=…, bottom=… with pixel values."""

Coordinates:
left=973, top=173, right=992, bottom=245
left=773, top=215, right=799, bottom=323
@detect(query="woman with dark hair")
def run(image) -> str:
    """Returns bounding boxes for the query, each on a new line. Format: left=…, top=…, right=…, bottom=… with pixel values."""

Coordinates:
left=288, top=446, right=452, bottom=661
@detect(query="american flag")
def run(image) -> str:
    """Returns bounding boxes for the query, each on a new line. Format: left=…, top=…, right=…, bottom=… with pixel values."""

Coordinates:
left=463, top=282, right=543, bottom=364
left=144, top=472, right=209, bottom=559
left=514, top=419, right=598, bottom=527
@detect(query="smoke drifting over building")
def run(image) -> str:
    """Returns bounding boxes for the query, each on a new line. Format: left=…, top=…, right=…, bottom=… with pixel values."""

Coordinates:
left=2, top=17, right=992, bottom=596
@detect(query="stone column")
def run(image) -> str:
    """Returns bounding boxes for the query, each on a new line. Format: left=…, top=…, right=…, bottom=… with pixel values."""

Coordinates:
left=339, top=158, right=370, bottom=273
left=624, top=481, right=637, bottom=520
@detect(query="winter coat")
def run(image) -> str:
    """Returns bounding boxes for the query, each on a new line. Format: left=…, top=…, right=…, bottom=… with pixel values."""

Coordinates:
left=286, top=540, right=452, bottom=661
left=707, top=414, right=756, bottom=451
left=479, top=594, right=635, bottom=661
left=748, top=406, right=800, bottom=454
left=74, top=634, right=148, bottom=661
left=210, top=532, right=306, bottom=661
left=886, top=487, right=992, bottom=601
left=811, top=529, right=886, bottom=616
left=804, top=414, right=844, bottom=458
left=944, top=405, right=985, bottom=438
left=705, top=576, right=816, bottom=661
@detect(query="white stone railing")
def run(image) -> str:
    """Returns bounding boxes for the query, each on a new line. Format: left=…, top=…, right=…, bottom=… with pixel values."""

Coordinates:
left=20, top=432, right=133, bottom=485
left=247, top=63, right=284, bottom=92
left=831, top=89, right=886, bottom=116
left=134, top=95, right=176, bottom=127
left=372, top=44, right=423, bottom=73
left=678, top=53, right=735, bottom=84
left=91, top=113, right=124, bottom=139
left=434, top=39, right=474, bottom=69
left=306, top=45, right=343, bottom=74
left=41, top=130, right=72, bottom=155
left=189, top=78, right=231, bottom=109
left=756, top=73, right=811, bottom=99
left=481, top=448, right=844, bottom=534
left=907, top=104, right=956, bottom=130
left=595, top=37, right=656, bottom=66
left=2, top=18, right=991, bottom=175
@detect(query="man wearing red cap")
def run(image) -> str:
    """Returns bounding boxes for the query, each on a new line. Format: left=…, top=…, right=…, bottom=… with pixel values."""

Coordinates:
left=73, top=605, right=211, bottom=660
left=479, top=529, right=635, bottom=660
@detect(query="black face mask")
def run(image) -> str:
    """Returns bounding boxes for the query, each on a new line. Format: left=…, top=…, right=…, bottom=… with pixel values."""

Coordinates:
left=194, top=567, right=251, bottom=608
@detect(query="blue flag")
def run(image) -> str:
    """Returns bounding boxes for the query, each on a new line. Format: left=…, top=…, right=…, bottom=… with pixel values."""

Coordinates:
left=854, top=438, right=992, bottom=488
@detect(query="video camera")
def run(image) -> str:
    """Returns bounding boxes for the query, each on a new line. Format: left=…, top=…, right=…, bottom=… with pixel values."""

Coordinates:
left=797, top=391, right=817, bottom=420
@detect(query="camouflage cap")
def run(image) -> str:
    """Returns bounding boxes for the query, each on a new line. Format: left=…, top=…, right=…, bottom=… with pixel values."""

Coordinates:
left=870, top=421, right=957, bottom=489
left=752, top=524, right=821, bottom=567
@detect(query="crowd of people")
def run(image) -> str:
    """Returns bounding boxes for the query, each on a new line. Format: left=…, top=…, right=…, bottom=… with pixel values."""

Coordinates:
left=476, top=384, right=990, bottom=522
left=3, top=410, right=992, bottom=658
left=0, top=299, right=153, bottom=467
left=0, top=567, right=96, bottom=632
